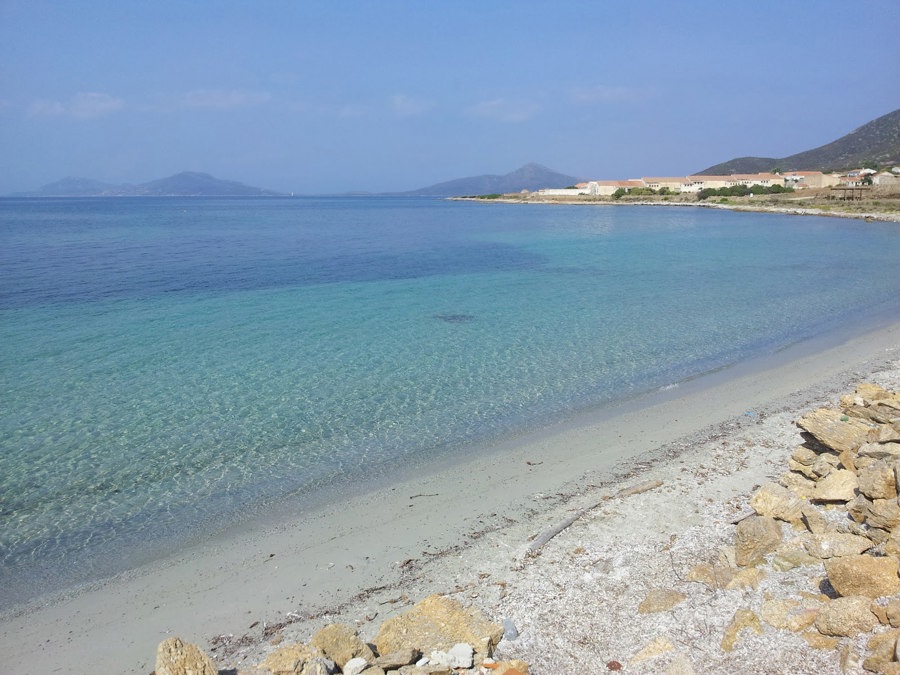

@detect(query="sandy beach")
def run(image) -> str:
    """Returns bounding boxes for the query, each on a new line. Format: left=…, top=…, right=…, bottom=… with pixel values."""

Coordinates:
left=0, top=315, right=897, bottom=673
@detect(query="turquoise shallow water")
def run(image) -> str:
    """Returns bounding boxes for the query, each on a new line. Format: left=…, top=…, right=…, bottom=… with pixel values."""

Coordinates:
left=1, top=197, right=899, bottom=607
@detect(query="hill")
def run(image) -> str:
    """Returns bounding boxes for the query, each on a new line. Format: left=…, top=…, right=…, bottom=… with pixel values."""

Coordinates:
left=698, top=108, right=900, bottom=175
left=398, top=163, right=582, bottom=196
left=28, top=172, right=282, bottom=197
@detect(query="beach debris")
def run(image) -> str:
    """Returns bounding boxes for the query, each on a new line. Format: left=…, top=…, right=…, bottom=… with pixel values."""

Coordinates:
left=155, top=637, right=218, bottom=675
left=525, top=478, right=664, bottom=556
left=502, top=618, right=519, bottom=641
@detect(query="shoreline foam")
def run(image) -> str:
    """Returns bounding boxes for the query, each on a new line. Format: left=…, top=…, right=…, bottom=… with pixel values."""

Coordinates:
left=1, top=315, right=898, bottom=673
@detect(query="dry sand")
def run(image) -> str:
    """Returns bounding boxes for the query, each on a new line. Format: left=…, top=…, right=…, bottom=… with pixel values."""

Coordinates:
left=1, top=321, right=899, bottom=674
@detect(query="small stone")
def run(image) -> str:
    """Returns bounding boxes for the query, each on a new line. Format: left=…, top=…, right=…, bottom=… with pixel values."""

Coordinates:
left=814, top=596, right=878, bottom=636
left=491, top=660, right=530, bottom=675
left=502, top=618, right=519, bottom=641
left=375, top=648, right=420, bottom=669
left=630, top=636, right=674, bottom=663
left=825, top=555, right=900, bottom=598
left=725, top=567, right=766, bottom=590
left=800, top=630, right=840, bottom=650
left=155, top=637, right=217, bottom=675
left=848, top=494, right=873, bottom=523
left=734, top=516, right=783, bottom=566
left=687, top=563, right=736, bottom=589
left=811, top=469, right=859, bottom=502
left=447, top=643, right=474, bottom=669
left=638, top=588, right=687, bottom=614
left=886, top=600, right=900, bottom=627
left=343, top=656, right=370, bottom=675
left=303, top=657, right=338, bottom=675
left=759, top=598, right=819, bottom=632
left=803, top=532, right=873, bottom=559
left=721, top=609, right=762, bottom=652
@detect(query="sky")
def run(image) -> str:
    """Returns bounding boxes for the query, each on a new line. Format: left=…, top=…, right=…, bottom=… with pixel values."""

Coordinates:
left=1, top=1, right=898, bottom=195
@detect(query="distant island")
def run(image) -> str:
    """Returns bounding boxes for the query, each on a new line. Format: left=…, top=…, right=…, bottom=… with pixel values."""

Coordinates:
left=19, top=172, right=284, bottom=197
left=391, top=163, right=582, bottom=197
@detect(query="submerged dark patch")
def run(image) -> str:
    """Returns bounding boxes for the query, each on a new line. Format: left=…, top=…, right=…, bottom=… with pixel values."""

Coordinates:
left=433, top=313, right=476, bottom=324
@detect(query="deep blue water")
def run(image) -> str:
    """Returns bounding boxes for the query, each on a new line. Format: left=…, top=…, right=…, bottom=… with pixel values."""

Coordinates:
left=1, top=196, right=899, bottom=607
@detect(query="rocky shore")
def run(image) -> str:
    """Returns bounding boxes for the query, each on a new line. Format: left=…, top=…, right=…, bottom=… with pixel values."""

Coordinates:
left=150, top=361, right=900, bottom=674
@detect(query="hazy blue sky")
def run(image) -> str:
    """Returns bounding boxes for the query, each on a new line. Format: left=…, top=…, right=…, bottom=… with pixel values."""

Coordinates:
left=1, top=1, right=898, bottom=194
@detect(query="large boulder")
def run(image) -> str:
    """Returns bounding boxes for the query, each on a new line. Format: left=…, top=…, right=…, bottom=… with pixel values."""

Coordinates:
left=858, top=461, right=899, bottom=499
left=811, top=469, right=858, bottom=502
left=825, top=555, right=900, bottom=598
left=373, top=594, right=503, bottom=664
left=814, top=596, right=878, bottom=636
left=258, top=643, right=326, bottom=675
left=750, top=482, right=803, bottom=523
left=797, top=408, right=876, bottom=453
left=155, top=637, right=217, bottom=675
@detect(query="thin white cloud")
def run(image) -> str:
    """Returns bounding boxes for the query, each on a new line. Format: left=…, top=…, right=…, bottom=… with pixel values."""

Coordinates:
left=391, top=94, right=432, bottom=117
left=569, top=84, right=648, bottom=104
left=466, top=98, right=539, bottom=123
left=180, top=89, right=271, bottom=109
left=29, top=92, right=125, bottom=119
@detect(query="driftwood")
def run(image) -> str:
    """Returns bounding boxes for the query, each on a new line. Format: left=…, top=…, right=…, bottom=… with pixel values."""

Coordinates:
left=526, top=479, right=664, bottom=557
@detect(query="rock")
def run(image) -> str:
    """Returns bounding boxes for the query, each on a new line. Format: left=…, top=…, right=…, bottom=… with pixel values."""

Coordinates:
left=720, top=609, right=762, bottom=652
left=490, top=660, right=530, bottom=675
left=811, top=469, right=859, bottom=502
left=800, top=630, right=840, bottom=650
left=734, top=515, right=783, bottom=566
left=780, top=471, right=816, bottom=498
left=638, top=588, right=687, bottom=614
left=303, top=657, right=338, bottom=675
left=859, top=442, right=900, bottom=461
left=309, top=623, right=374, bottom=668
left=687, top=563, right=736, bottom=589
left=373, top=594, right=502, bottom=664
left=630, top=636, right=674, bottom=663
left=725, top=567, right=766, bottom=590
left=814, top=595, right=878, bottom=636
left=258, top=644, right=325, bottom=675
left=858, top=383, right=893, bottom=402
left=886, top=529, right=900, bottom=556
left=864, top=630, right=900, bottom=674
left=859, top=461, right=899, bottom=499
left=800, top=504, right=827, bottom=534
left=428, top=644, right=473, bottom=670
left=867, top=499, right=900, bottom=530
left=342, top=657, right=369, bottom=675
left=848, top=494, right=873, bottom=523
left=749, top=482, right=803, bottom=523
left=825, top=555, right=900, bottom=598
left=839, top=448, right=857, bottom=472
left=791, top=445, right=819, bottom=466
left=885, top=599, right=900, bottom=627
left=374, top=648, right=420, bottom=669
left=397, top=666, right=452, bottom=675
left=502, top=618, right=519, bottom=641
left=759, top=598, right=819, bottom=632
left=803, top=532, right=873, bottom=559
left=797, top=407, right=876, bottom=453
left=155, top=637, right=217, bottom=675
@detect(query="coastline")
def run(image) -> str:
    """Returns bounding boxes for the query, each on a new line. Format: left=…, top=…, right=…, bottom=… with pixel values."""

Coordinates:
left=1, top=316, right=898, bottom=673
left=450, top=194, right=900, bottom=223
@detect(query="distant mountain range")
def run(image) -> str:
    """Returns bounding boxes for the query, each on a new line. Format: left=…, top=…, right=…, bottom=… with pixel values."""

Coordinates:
left=396, top=163, right=582, bottom=196
left=698, top=108, right=900, bottom=175
left=24, top=172, right=283, bottom=197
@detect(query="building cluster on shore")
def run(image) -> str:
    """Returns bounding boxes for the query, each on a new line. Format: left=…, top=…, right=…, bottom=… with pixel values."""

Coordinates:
left=537, top=168, right=900, bottom=197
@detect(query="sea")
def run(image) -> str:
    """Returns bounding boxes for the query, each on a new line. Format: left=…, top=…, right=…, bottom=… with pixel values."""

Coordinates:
left=2, top=196, right=899, bottom=609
